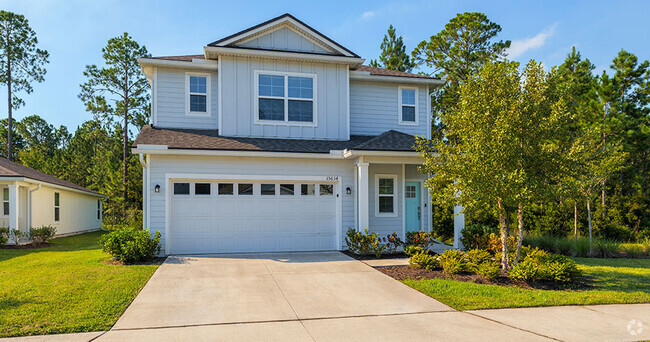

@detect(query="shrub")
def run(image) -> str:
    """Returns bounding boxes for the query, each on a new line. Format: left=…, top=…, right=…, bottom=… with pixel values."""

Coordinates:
left=439, top=249, right=466, bottom=274
left=592, top=239, right=620, bottom=258
left=404, top=245, right=423, bottom=257
left=475, top=261, right=501, bottom=279
left=461, top=224, right=499, bottom=250
left=0, top=228, right=8, bottom=245
left=380, top=232, right=403, bottom=254
left=574, top=238, right=591, bottom=257
left=487, top=233, right=517, bottom=254
left=345, top=228, right=386, bottom=258
left=465, top=248, right=500, bottom=279
left=555, top=238, right=574, bottom=256
left=405, top=231, right=432, bottom=249
left=509, top=259, right=540, bottom=282
left=620, top=243, right=645, bottom=258
left=409, top=251, right=439, bottom=270
left=100, top=227, right=161, bottom=264
left=30, top=225, right=56, bottom=243
left=509, top=248, right=581, bottom=283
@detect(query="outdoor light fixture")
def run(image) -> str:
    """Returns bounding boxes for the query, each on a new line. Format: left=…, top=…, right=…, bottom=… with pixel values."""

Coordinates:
left=346, top=187, right=352, bottom=195
left=154, top=184, right=161, bottom=193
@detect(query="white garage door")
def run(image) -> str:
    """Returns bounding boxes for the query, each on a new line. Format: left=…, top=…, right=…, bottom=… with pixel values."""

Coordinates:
left=170, top=180, right=338, bottom=254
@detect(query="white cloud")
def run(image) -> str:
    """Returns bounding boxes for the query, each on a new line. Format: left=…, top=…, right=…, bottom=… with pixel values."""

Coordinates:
left=506, top=23, right=558, bottom=59
left=360, top=11, right=375, bottom=21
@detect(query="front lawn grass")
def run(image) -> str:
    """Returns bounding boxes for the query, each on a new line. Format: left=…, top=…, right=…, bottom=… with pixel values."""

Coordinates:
left=403, top=257, right=650, bottom=311
left=0, top=231, right=161, bottom=337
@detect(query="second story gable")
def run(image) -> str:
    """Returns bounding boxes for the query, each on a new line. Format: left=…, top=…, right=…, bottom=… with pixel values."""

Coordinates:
left=138, top=14, right=442, bottom=141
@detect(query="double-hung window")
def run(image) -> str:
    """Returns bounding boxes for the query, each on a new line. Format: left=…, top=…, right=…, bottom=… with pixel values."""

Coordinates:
left=2, top=188, right=8, bottom=216
left=398, top=87, right=417, bottom=124
left=187, top=74, right=210, bottom=115
left=54, top=192, right=60, bottom=222
left=375, top=175, right=397, bottom=217
left=256, top=71, right=316, bottom=124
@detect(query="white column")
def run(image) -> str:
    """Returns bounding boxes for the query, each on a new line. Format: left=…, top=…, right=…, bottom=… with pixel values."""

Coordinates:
left=8, top=183, right=19, bottom=243
left=453, top=204, right=465, bottom=249
left=356, top=161, right=369, bottom=231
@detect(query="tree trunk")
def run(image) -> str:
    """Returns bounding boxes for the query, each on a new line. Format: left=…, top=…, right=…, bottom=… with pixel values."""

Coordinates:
left=514, top=202, right=524, bottom=265
left=587, top=198, right=593, bottom=256
left=574, top=200, right=578, bottom=240
left=497, top=198, right=509, bottom=270
left=123, top=100, right=128, bottom=213
left=6, top=56, right=12, bottom=161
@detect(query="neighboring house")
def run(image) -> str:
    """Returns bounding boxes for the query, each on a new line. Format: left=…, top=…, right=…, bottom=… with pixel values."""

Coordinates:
left=0, top=157, right=104, bottom=241
left=134, top=13, right=464, bottom=255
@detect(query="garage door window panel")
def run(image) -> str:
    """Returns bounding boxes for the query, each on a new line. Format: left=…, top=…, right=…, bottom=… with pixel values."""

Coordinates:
left=218, top=183, right=234, bottom=195
left=301, top=184, right=315, bottom=195
left=238, top=183, right=253, bottom=195
left=261, top=184, right=276, bottom=195
left=320, top=184, right=334, bottom=196
left=280, top=184, right=294, bottom=195
left=195, top=183, right=211, bottom=195
left=174, top=183, right=190, bottom=195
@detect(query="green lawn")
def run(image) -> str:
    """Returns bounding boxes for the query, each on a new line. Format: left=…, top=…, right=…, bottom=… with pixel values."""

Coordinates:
left=404, top=257, right=650, bottom=311
left=0, top=231, right=160, bottom=337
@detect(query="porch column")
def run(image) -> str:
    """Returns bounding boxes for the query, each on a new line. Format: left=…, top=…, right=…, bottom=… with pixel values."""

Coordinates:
left=453, top=204, right=465, bottom=249
left=8, top=183, right=19, bottom=243
left=356, top=161, right=369, bottom=230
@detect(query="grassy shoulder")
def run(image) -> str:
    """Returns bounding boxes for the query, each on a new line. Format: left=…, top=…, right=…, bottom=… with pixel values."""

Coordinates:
left=0, top=231, right=161, bottom=337
left=402, top=257, right=650, bottom=311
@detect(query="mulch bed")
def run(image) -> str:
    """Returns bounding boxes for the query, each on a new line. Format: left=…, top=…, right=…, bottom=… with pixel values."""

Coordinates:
left=341, top=250, right=409, bottom=260
left=103, top=257, right=166, bottom=266
left=0, top=242, right=50, bottom=249
left=375, top=265, right=590, bottom=291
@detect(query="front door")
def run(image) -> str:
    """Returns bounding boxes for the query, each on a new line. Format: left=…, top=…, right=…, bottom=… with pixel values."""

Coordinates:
left=405, top=182, right=421, bottom=232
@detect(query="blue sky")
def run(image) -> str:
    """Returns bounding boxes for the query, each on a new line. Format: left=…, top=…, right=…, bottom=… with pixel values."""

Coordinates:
left=1, top=0, right=649, bottom=131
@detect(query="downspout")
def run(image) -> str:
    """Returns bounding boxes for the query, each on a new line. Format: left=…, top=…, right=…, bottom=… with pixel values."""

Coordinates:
left=139, top=153, right=147, bottom=230
left=28, top=184, right=41, bottom=238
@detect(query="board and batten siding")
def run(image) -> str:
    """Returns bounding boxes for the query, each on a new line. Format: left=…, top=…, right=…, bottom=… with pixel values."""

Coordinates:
left=237, top=27, right=334, bottom=55
left=146, top=154, right=356, bottom=249
left=155, top=68, right=219, bottom=129
left=349, top=81, right=428, bottom=136
left=219, top=56, right=349, bottom=140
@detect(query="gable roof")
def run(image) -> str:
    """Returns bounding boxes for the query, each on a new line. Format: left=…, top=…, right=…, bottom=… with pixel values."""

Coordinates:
left=0, top=158, right=103, bottom=196
left=134, top=125, right=420, bottom=153
left=208, top=13, right=360, bottom=58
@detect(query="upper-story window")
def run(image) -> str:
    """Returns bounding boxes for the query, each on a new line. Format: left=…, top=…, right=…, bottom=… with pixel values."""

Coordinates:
left=398, top=87, right=418, bottom=125
left=186, top=73, right=210, bottom=116
left=255, top=71, right=316, bottom=125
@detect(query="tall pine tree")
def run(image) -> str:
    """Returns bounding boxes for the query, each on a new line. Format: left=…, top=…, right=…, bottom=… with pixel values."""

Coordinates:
left=369, top=25, right=415, bottom=72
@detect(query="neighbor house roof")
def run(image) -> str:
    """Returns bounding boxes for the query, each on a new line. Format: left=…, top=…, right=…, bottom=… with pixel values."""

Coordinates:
left=0, top=158, right=103, bottom=196
left=134, top=125, right=420, bottom=153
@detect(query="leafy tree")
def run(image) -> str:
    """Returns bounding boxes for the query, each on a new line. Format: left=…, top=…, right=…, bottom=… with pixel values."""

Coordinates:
left=0, top=10, right=49, bottom=160
left=369, top=25, right=416, bottom=72
left=79, top=33, right=150, bottom=210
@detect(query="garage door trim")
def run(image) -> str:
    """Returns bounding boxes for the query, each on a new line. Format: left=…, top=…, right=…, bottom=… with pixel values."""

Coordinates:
left=164, top=173, right=343, bottom=254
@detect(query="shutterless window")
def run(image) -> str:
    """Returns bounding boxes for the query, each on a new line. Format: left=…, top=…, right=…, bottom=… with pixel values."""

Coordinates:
left=301, top=184, right=315, bottom=195
left=280, top=184, right=294, bottom=195
left=258, top=73, right=314, bottom=123
left=189, top=75, right=207, bottom=113
left=319, top=184, right=334, bottom=196
left=2, top=188, right=8, bottom=216
left=97, top=200, right=101, bottom=220
left=378, top=178, right=395, bottom=213
left=173, top=183, right=190, bottom=195
left=400, top=88, right=416, bottom=122
left=195, top=183, right=211, bottom=195
left=261, top=184, right=275, bottom=195
left=218, top=183, right=234, bottom=195
left=54, top=192, right=60, bottom=222
left=238, top=183, right=253, bottom=195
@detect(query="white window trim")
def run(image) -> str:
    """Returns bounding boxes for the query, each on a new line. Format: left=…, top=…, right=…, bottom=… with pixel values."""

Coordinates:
left=1, top=186, right=8, bottom=217
left=253, top=69, right=318, bottom=127
left=185, top=72, right=211, bottom=117
left=54, top=192, right=60, bottom=223
left=375, top=174, right=398, bottom=218
left=398, top=86, right=419, bottom=125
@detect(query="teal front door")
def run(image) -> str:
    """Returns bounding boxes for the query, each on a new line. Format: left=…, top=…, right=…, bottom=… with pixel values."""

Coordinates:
left=405, top=182, right=421, bottom=232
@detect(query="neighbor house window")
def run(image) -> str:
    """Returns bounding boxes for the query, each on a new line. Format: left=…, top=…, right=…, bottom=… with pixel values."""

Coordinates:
left=2, top=188, right=8, bottom=216
left=187, top=74, right=210, bottom=115
left=398, top=87, right=417, bottom=124
left=256, top=71, right=316, bottom=124
left=54, top=192, right=60, bottom=222
left=97, top=200, right=101, bottom=220
left=375, top=175, right=397, bottom=216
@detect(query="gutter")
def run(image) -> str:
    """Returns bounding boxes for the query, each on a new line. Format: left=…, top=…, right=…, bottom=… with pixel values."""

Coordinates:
left=132, top=146, right=347, bottom=159
left=349, top=73, right=444, bottom=86
left=138, top=57, right=219, bottom=71
left=342, top=149, right=423, bottom=158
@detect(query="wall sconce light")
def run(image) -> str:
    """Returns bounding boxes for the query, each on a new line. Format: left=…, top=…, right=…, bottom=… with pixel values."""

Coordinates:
left=346, top=187, right=352, bottom=195
left=154, top=184, right=161, bottom=193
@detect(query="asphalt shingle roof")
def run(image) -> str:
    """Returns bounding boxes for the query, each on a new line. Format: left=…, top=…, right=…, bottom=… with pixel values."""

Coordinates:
left=134, top=125, right=420, bottom=153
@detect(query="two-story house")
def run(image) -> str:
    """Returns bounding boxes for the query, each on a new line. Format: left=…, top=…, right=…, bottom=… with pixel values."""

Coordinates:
left=133, top=13, right=464, bottom=255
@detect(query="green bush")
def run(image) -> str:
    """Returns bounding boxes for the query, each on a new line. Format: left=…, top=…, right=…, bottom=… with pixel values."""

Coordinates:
left=555, top=238, right=574, bottom=256
left=409, top=251, right=439, bottom=270
left=439, top=249, right=466, bottom=274
left=509, top=247, right=581, bottom=283
left=380, top=232, right=403, bottom=254
left=345, top=228, right=386, bottom=258
left=405, top=231, right=432, bottom=248
left=461, top=224, right=499, bottom=250
left=475, top=261, right=501, bottom=279
left=509, top=259, right=541, bottom=282
left=404, top=245, right=423, bottom=257
left=465, top=248, right=500, bottom=279
left=100, top=227, right=161, bottom=264
left=30, top=225, right=57, bottom=243
left=592, top=239, right=621, bottom=258
left=0, top=228, right=8, bottom=245
left=620, top=243, right=645, bottom=258
left=574, top=238, right=591, bottom=257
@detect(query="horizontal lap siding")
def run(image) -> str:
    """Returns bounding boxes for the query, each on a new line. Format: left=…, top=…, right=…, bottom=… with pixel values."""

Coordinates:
left=367, top=164, right=403, bottom=239
left=155, top=68, right=219, bottom=129
left=147, top=155, right=356, bottom=249
left=350, top=81, right=428, bottom=137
